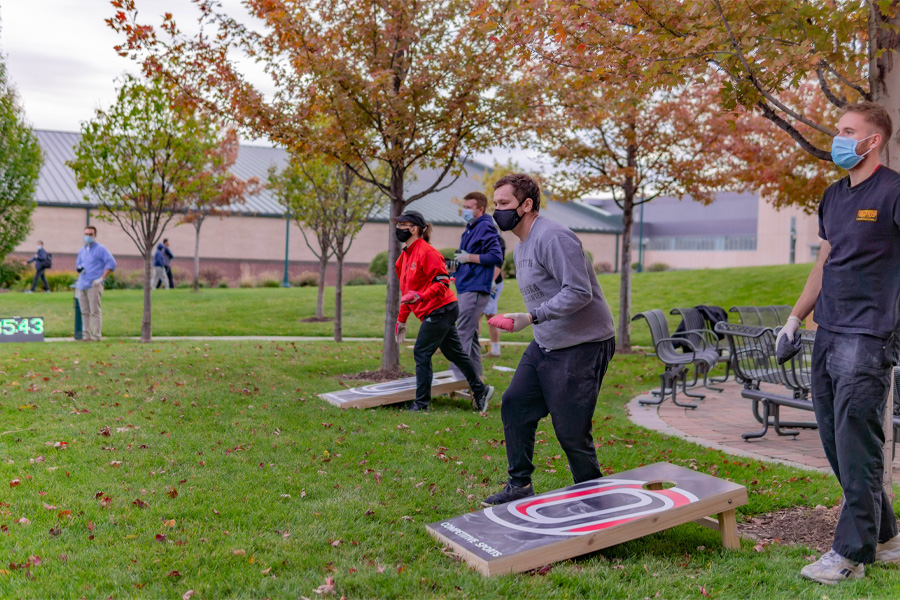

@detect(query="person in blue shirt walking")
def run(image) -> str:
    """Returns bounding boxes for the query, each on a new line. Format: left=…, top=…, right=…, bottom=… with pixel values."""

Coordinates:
left=152, top=243, right=169, bottom=289
left=451, top=191, right=503, bottom=382
left=25, top=241, right=51, bottom=293
left=75, top=226, right=117, bottom=341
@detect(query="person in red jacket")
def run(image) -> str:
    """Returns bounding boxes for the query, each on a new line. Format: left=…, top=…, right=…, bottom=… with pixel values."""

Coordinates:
left=392, top=210, right=494, bottom=413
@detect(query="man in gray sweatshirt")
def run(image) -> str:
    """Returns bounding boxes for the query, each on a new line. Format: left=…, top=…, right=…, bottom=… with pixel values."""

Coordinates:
left=482, top=173, right=616, bottom=507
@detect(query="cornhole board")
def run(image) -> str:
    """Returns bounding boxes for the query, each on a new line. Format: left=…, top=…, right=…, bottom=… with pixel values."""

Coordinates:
left=318, top=370, right=469, bottom=409
left=426, top=462, right=747, bottom=576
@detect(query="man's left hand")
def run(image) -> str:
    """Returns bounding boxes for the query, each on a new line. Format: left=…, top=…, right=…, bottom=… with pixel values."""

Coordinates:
left=502, top=312, right=533, bottom=333
left=454, top=251, right=473, bottom=264
left=91, top=278, right=105, bottom=288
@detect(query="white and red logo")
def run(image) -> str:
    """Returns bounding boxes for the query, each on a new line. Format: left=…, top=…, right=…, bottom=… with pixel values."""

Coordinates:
left=484, top=478, right=699, bottom=536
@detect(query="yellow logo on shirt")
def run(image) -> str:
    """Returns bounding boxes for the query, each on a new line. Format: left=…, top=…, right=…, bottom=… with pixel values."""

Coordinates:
left=856, top=209, right=878, bottom=222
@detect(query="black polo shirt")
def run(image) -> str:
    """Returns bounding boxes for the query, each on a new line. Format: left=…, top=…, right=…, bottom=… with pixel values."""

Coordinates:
left=815, top=165, right=900, bottom=339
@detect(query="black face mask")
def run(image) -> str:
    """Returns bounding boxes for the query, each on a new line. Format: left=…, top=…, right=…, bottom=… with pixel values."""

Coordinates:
left=493, top=202, right=524, bottom=231
left=395, top=228, right=413, bottom=243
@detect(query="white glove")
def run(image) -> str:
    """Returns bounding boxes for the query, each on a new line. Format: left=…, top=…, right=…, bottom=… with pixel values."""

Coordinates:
left=490, top=283, right=497, bottom=298
left=91, top=278, right=105, bottom=288
left=395, top=322, right=407, bottom=345
left=454, top=251, right=473, bottom=264
left=503, top=312, right=533, bottom=333
left=775, top=316, right=800, bottom=347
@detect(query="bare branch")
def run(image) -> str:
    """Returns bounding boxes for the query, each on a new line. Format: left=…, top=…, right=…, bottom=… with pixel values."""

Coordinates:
left=712, top=0, right=834, bottom=137
left=816, top=64, right=848, bottom=108
left=756, top=100, right=832, bottom=161
left=820, top=59, right=870, bottom=101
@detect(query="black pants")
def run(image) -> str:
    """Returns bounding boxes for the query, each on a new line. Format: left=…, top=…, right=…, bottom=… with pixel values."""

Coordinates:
left=412, top=302, right=486, bottom=408
left=30, top=268, right=49, bottom=292
left=812, top=327, right=899, bottom=563
left=501, top=338, right=615, bottom=487
left=165, top=266, right=174, bottom=288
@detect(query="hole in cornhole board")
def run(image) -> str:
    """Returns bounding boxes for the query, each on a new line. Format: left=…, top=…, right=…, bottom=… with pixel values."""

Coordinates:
left=427, top=462, right=747, bottom=576
left=642, top=480, right=676, bottom=491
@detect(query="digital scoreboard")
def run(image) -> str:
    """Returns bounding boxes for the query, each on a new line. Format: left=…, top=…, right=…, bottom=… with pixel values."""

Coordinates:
left=0, top=317, right=45, bottom=343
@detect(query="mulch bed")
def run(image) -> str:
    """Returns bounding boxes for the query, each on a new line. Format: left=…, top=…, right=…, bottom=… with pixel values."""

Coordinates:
left=738, top=503, right=841, bottom=553
left=298, top=316, right=334, bottom=323
left=340, top=368, right=413, bottom=383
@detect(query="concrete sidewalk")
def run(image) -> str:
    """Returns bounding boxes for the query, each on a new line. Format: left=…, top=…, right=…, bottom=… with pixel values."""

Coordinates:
left=45, top=335, right=531, bottom=345
left=628, top=380, right=900, bottom=479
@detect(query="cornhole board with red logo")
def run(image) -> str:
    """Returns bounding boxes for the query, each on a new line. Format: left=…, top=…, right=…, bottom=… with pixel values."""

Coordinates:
left=426, top=462, right=747, bottom=576
left=318, top=370, right=469, bottom=409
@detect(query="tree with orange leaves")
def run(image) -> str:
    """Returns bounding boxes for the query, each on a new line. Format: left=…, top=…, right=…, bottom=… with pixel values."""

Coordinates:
left=179, top=127, right=260, bottom=292
left=534, top=73, right=753, bottom=350
left=109, top=0, right=521, bottom=371
left=477, top=0, right=899, bottom=171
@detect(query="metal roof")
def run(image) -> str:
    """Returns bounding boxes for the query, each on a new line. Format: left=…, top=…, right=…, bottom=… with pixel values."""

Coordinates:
left=33, top=129, right=622, bottom=233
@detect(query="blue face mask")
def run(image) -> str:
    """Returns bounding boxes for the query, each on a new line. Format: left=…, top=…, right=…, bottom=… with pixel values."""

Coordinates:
left=84, top=235, right=94, bottom=245
left=831, top=134, right=875, bottom=170
left=461, top=208, right=474, bottom=223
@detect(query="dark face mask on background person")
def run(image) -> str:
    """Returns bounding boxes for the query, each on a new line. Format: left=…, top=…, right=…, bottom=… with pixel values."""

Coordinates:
left=395, top=228, right=413, bottom=243
left=493, top=201, right=525, bottom=232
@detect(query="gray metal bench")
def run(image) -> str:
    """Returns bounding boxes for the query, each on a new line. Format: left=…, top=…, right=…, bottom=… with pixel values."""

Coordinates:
left=728, top=305, right=793, bottom=328
left=670, top=306, right=731, bottom=390
left=714, top=322, right=817, bottom=440
left=717, top=323, right=900, bottom=456
left=633, top=309, right=715, bottom=409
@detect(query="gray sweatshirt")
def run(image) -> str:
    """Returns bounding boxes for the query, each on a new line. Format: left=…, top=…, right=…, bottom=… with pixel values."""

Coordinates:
left=514, top=216, right=615, bottom=350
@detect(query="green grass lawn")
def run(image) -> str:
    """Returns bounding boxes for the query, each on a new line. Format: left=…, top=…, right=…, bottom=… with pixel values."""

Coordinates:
left=0, top=263, right=814, bottom=346
left=6, top=262, right=895, bottom=598
left=2, top=337, right=899, bottom=598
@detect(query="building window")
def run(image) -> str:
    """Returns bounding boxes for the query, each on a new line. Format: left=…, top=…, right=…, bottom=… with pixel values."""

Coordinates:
left=642, top=235, right=757, bottom=252
left=809, top=243, right=820, bottom=262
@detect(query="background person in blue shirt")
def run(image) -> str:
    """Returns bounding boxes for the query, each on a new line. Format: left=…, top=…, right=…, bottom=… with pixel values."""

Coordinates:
left=450, top=191, right=503, bottom=382
left=25, top=241, right=51, bottom=293
left=152, top=243, right=169, bottom=289
left=75, top=226, right=117, bottom=341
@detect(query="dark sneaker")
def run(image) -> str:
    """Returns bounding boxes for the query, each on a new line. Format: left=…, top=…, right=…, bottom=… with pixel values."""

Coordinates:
left=473, top=385, right=494, bottom=413
left=407, top=402, right=429, bottom=413
left=481, top=482, right=534, bottom=507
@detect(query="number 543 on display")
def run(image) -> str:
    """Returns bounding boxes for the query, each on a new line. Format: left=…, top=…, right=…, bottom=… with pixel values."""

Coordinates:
left=0, top=317, right=45, bottom=342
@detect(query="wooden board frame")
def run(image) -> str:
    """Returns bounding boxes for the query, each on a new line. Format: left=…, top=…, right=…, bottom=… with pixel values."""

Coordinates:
left=426, top=462, right=747, bottom=576
left=318, top=370, right=469, bottom=409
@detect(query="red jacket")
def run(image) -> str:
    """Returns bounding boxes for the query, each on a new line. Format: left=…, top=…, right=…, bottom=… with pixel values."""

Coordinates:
left=395, top=239, right=456, bottom=324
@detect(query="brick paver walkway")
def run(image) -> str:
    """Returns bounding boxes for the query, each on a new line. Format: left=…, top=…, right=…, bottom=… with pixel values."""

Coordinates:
left=628, top=380, right=900, bottom=479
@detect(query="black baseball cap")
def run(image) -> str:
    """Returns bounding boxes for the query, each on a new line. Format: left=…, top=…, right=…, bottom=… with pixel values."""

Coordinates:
left=390, top=210, right=427, bottom=230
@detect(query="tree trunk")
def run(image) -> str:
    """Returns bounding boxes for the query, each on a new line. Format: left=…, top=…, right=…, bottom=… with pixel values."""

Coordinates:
left=617, top=193, right=635, bottom=352
left=869, top=1, right=900, bottom=170
left=616, top=136, right=638, bottom=352
left=334, top=249, right=344, bottom=343
left=316, top=253, right=328, bottom=319
left=867, top=1, right=900, bottom=497
left=141, top=247, right=153, bottom=343
left=380, top=170, right=404, bottom=371
left=193, top=219, right=202, bottom=292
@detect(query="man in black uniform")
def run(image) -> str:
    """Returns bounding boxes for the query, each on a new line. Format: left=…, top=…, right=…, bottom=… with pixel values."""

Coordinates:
left=777, top=102, right=900, bottom=584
